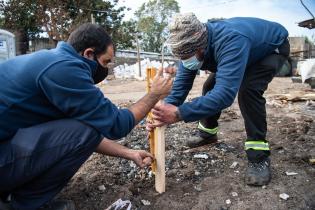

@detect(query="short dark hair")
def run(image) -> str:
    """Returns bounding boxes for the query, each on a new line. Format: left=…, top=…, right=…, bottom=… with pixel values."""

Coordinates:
left=67, top=23, right=113, bottom=55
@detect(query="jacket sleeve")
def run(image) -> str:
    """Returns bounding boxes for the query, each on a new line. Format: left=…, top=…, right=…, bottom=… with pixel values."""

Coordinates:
left=37, top=60, right=135, bottom=140
left=164, top=62, right=197, bottom=106
left=178, top=35, right=251, bottom=122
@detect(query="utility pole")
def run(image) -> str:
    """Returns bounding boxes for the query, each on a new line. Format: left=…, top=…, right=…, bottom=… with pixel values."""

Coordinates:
left=91, top=13, right=95, bottom=24
left=136, top=36, right=141, bottom=77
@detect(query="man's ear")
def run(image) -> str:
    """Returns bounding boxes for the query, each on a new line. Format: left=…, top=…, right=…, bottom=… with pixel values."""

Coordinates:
left=82, top=48, right=95, bottom=60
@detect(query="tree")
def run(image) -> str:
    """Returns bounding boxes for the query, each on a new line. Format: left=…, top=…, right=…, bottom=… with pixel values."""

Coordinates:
left=114, top=20, right=137, bottom=49
left=0, top=0, right=42, bottom=54
left=89, top=0, right=136, bottom=49
left=0, top=0, right=136, bottom=52
left=135, top=0, right=180, bottom=53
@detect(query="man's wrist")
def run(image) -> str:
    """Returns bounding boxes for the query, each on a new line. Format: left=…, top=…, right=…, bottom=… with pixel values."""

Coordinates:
left=124, top=148, right=134, bottom=160
left=147, top=92, right=161, bottom=101
left=175, top=108, right=182, bottom=121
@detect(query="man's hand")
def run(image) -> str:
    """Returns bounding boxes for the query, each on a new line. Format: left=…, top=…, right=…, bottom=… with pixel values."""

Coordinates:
left=150, top=68, right=174, bottom=99
left=146, top=119, right=165, bottom=131
left=96, top=139, right=153, bottom=168
left=128, top=67, right=174, bottom=124
left=127, top=149, right=154, bottom=168
left=152, top=102, right=181, bottom=124
left=145, top=101, right=181, bottom=131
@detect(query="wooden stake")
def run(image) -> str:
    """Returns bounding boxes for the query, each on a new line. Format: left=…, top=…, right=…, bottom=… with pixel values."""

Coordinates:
left=146, top=67, right=166, bottom=193
left=154, top=126, right=165, bottom=193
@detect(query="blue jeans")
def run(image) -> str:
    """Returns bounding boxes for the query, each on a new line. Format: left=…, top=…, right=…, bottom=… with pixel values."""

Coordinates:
left=0, top=119, right=102, bottom=210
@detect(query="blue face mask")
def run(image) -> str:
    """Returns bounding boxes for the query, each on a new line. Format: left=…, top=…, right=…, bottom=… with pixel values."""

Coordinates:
left=182, top=55, right=203, bottom=70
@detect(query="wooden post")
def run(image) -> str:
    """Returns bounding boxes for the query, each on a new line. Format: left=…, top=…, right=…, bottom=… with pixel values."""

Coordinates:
left=154, top=126, right=165, bottom=193
left=146, top=67, right=166, bottom=193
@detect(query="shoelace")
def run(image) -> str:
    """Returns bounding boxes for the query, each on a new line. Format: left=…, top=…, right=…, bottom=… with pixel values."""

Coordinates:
left=105, top=198, right=132, bottom=210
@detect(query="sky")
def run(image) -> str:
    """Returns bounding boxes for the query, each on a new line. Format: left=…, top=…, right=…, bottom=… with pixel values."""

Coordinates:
left=117, top=0, right=315, bottom=40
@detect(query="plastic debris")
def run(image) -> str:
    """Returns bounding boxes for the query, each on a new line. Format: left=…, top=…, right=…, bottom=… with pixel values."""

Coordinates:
left=285, top=171, right=298, bottom=176
left=193, top=154, right=209, bottom=159
left=226, top=199, right=231, bottom=205
left=229, top=161, right=239, bottom=169
left=98, top=185, right=106, bottom=191
left=279, top=193, right=290, bottom=200
left=195, top=171, right=201, bottom=176
left=231, top=192, right=238, bottom=197
left=105, top=198, right=132, bottom=210
left=141, top=200, right=151, bottom=206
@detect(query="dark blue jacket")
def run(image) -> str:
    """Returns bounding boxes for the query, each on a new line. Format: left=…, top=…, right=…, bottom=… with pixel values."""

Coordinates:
left=165, top=17, right=288, bottom=122
left=0, top=42, right=135, bottom=141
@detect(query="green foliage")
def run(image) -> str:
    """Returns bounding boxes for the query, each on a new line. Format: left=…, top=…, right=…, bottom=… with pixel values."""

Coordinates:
left=135, top=0, right=180, bottom=52
left=0, top=0, right=41, bottom=38
left=0, top=16, right=4, bottom=28
left=114, top=20, right=137, bottom=49
left=90, top=0, right=136, bottom=49
left=0, top=0, right=136, bottom=49
left=305, top=35, right=315, bottom=44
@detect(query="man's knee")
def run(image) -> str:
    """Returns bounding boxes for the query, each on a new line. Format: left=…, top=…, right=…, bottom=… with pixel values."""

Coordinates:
left=12, top=119, right=102, bottom=154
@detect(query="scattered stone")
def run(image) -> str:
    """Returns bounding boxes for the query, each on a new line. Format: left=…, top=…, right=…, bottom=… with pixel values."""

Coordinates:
left=231, top=192, right=238, bottom=197
left=225, top=199, right=231, bottom=205
left=285, top=171, right=298, bottom=176
left=141, top=200, right=151, bottom=206
left=230, top=161, right=239, bottom=169
left=195, top=171, right=201, bottom=176
left=194, top=185, right=202, bottom=192
left=193, top=154, right=209, bottom=159
left=98, top=185, right=106, bottom=191
left=279, top=193, right=290, bottom=200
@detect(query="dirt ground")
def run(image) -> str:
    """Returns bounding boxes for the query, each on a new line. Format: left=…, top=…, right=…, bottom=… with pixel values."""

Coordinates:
left=59, top=76, right=315, bottom=210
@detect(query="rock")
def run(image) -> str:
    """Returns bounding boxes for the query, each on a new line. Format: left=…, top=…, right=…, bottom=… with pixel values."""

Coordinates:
left=195, top=171, right=201, bottom=176
left=141, top=200, right=151, bottom=206
left=98, top=185, right=106, bottom=191
left=279, top=193, right=290, bottom=200
left=193, top=154, right=209, bottom=159
left=285, top=171, right=298, bottom=176
left=230, top=161, right=239, bottom=169
left=225, top=199, right=231, bottom=205
left=231, top=192, right=238, bottom=197
left=194, top=185, right=202, bottom=192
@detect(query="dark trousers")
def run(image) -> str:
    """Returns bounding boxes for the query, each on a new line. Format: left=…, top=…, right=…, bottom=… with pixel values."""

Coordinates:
left=200, top=48, right=289, bottom=161
left=0, top=119, right=102, bottom=210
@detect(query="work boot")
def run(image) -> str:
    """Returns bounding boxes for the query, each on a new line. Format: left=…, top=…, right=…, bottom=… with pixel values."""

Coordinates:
left=245, top=157, right=271, bottom=186
left=40, top=200, right=75, bottom=210
left=186, top=130, right=218, bottom=148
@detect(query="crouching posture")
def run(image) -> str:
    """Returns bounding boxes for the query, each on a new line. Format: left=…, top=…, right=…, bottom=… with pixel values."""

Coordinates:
left=0, top=23, right=173, bottom=210
left=148, top=13, right=290, bottom=187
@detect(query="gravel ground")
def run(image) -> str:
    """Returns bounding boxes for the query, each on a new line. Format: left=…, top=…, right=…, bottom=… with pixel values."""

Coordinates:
left=59, top=77, right=315, bottom=210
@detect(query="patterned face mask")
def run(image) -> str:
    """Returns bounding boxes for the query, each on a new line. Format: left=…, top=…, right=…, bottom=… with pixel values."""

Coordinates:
left=182, top=55, right=203, bottom=70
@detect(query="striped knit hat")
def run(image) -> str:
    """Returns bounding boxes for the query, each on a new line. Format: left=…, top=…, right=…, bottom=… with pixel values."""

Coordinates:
left=167, top=13, right=208, bottom=58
